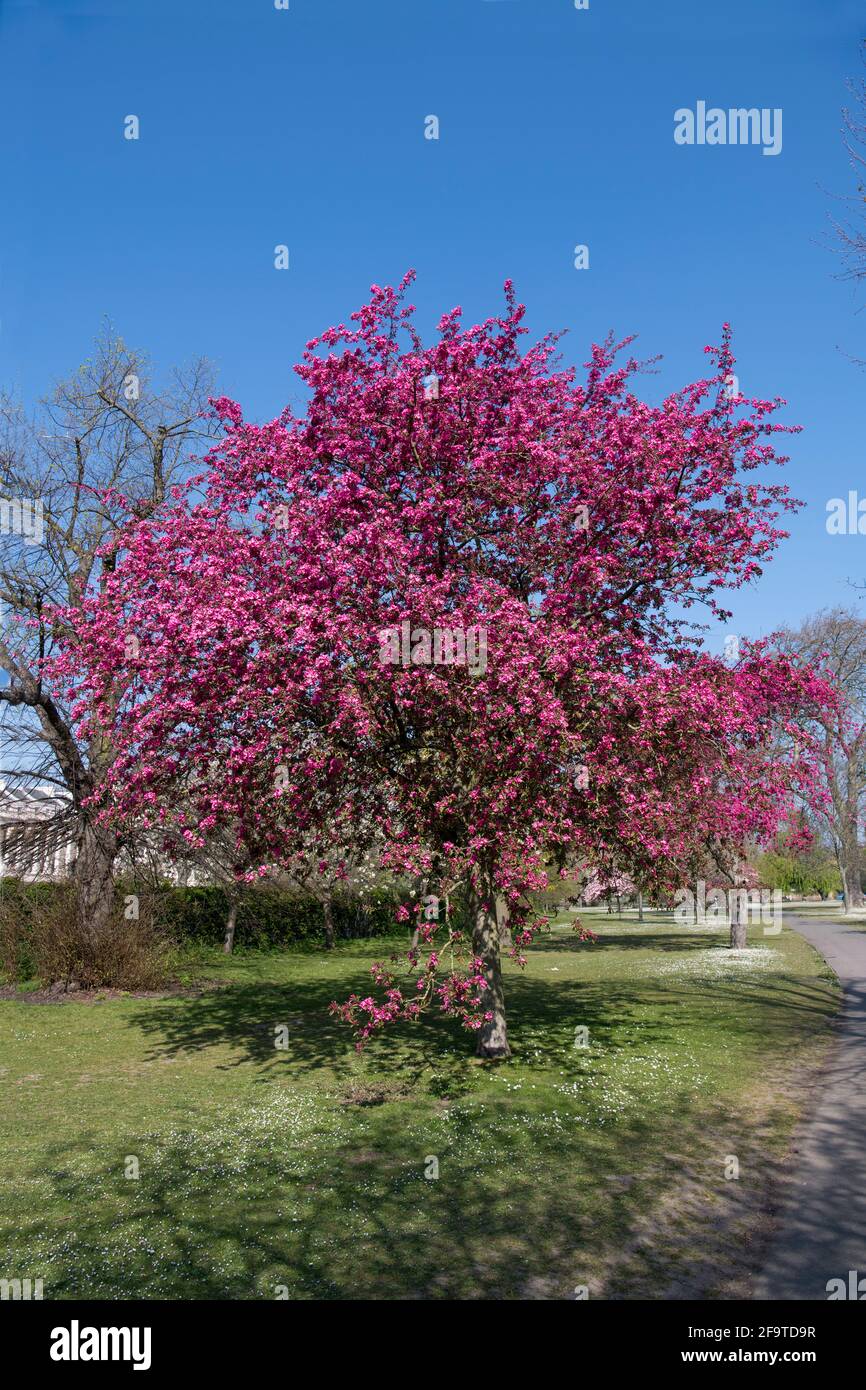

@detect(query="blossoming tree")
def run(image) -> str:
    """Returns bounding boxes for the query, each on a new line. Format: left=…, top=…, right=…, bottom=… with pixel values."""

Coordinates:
left=55, top=275, right=828, bottom=1057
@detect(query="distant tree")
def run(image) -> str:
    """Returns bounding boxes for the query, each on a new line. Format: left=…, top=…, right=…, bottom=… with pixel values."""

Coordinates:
left=777, top=609, right=866, bottom=911
left=581, top=869, right=635, bottom=914
left=756, top=838, right=841, bottom=900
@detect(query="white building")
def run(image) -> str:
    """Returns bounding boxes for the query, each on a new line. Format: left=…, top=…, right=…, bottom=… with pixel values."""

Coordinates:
left=0, top=782, right=76, bottom=881
left=0, top=782, right=209, bottom=885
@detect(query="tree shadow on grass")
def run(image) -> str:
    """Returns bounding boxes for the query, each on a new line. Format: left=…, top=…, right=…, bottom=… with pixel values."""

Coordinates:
left=533, top=930, right=731, bottom=953
left=124, top=957, right=837, bottom=1091
left=127, top=972, right=481, bottom=1093
left=16, top=1086, right=726, bottom=1301
left=129, top=979, right=347, bottom=1073
left=7, top=957, right=841, bottom=1300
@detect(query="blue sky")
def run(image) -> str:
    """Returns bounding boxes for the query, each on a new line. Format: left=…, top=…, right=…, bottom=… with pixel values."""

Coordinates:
left=0, top=0, right=864, bottom=653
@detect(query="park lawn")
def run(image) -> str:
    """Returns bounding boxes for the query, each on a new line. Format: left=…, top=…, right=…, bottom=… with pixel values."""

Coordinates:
left=0, top=917, right=839, bottom=1300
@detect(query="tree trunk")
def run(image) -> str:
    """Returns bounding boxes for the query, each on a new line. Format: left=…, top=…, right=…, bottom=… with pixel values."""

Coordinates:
left=840, top=837, right=863, bottom=912
left=323, top=896, right=335, bottom=950
left=495, top=894, right=512, bottom=949
left=223, top=900, right=238, bottom=954
left=637, top=889, right=644, bottom=923
left=410, top=874, right=427, bottom=949
left=470, top=875, right=510, bottom=1059
left=729, top=888, right=747, bottom=949
left=75, top=819, right=118, bottom=949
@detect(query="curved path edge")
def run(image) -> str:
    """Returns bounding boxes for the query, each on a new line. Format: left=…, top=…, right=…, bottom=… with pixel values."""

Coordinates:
left=753, top=914, right=866, bottom=1300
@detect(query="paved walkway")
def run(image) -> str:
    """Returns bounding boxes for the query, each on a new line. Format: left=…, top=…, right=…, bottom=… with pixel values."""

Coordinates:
left=753, top=915, right=866, bottom=1300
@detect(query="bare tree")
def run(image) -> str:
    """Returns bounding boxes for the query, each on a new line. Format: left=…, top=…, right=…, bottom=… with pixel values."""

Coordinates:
left=0, top=325, right=217, bottom=949
left=835, top=41, right=866, bottom=291
left=777, top=608, right=866, bottom=912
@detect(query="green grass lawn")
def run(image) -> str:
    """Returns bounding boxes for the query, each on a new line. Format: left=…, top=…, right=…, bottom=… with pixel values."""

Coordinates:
left=0, top=917, right=839, bottom=1300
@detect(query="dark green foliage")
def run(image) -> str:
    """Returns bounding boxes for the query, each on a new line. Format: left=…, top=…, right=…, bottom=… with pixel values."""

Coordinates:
left=0, top=877, right=475, bottom=971
left=151, top=884, right=403, bottom=949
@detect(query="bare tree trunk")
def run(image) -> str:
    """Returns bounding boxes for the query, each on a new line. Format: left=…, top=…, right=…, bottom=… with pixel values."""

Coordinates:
left=495, top=894, right=512, bottom=949
left=75, top=819, right=118, bottom=949
left=637, top=889, right=644, bottom=923
left=223, top=900, right=238, bottom=954
left=841, top=832, right=863, bottom=912
left=323, top=896, right=335, bottom=950
left=409, top=874, right=428, bottom=949
left=729, top=888, right=747, bottom=948
left=470, top=873, right=510, bottom=1059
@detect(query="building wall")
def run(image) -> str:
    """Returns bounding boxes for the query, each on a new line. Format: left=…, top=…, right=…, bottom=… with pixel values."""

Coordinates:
left=0, top=784, right=205, bottom=885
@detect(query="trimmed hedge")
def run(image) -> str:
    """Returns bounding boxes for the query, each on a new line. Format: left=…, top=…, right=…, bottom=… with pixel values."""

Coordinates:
left=1, top=878, right=473, bottom=953
left=152, top=885, right=402, bottom=949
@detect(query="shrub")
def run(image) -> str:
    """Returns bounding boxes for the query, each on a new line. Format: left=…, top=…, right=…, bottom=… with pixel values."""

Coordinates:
left=0, top=879, right=173, bottom=990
